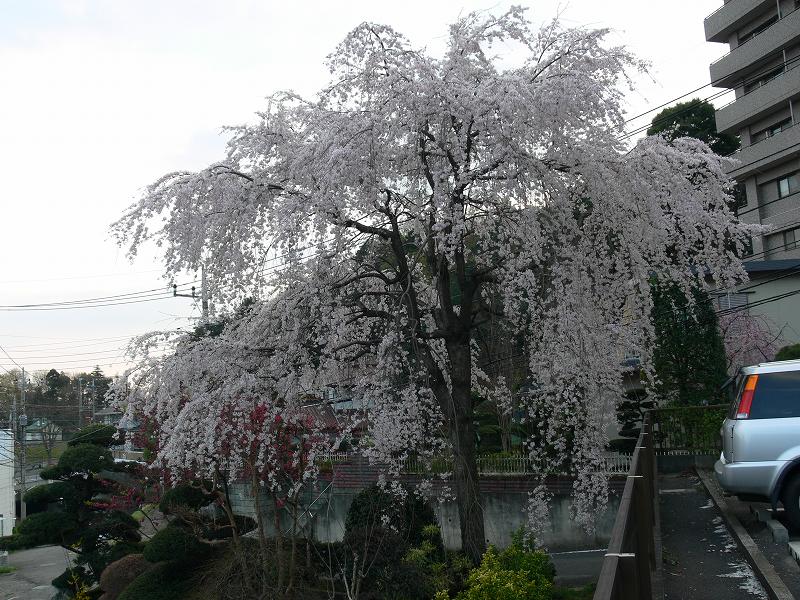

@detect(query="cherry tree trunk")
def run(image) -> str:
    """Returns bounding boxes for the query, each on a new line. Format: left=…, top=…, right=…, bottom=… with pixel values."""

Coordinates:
left=446, top=339, right=486, bottom=564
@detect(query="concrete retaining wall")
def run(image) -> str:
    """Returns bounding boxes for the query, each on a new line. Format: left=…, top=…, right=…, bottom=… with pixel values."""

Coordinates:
left=228, top=468, right=623, bottom=551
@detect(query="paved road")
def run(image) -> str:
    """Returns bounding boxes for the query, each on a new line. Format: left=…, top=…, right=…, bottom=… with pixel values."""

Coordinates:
left=1, top=545, right=73, bottom=600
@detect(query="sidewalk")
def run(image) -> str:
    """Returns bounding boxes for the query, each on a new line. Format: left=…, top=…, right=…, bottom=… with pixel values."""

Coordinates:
left=659, top=472, right=768, bottom=599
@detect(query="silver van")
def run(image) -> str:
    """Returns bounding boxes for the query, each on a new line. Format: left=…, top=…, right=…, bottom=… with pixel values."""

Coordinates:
left=715, top=359, right=800, bottom=528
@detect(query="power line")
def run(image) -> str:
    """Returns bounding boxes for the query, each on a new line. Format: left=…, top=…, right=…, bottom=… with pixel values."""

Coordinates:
left=621, top=8, right=800, bottom=127
left=0, top=347, right=173, bottom=361
left=623, top=81, right=718, bottom=124
left=619, top=89, right=731, bottom=141
left=0, top=344, right=23, bottom=371
left=0, top=295, right=184, bottom=312
left=0, top=282, right=197, bottom=310
left=0, top=333, right=152, bottom=342
left=620, top=56, right=800, bottom=140
left=4, top=339, right=144, bottom=352
left=736, top=189, right=800, bottom=219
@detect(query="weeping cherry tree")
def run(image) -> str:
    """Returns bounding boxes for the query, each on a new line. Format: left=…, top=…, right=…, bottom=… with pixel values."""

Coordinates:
left=113, top=8, right=751, bottom=563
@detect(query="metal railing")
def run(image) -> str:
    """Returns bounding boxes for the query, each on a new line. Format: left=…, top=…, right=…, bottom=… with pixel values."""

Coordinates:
left=704, top=0, right=740, bottom=22
left=718, top=55, right=800, bottom=111
left=734, top=120, right=800, bottom=155
left=402, top=452, right=633, bottom=476
left=710, top=5, right=799, bottom=68
left=650, top=404, right=727, bottom=455
left=594, top=413, right=657, bottom=600
left=318, top=451, right=633, bottom=476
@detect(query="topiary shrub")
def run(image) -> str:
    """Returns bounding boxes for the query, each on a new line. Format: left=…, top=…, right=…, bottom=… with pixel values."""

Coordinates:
left=0, top=512, right=78, bottom=550
left=143, top=525, right=208, bottom=565
left=47, top=443, right=114, bottom=478
left=69, top=424, right=118, bottom=448
left=117, top=561, right=191, bottom=600
left=24, top=481, right=80, bottom=513
left=99, top=554, right=151, bottom=600
left=158, top=484, right=209, bottom=515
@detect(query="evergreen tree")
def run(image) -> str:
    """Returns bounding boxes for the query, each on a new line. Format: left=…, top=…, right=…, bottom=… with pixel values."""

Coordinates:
left=647, top=98, right=740, bottom=156
left=652, top=284, right=728, bottom=406
left=0, top=424, right=142, bottom=592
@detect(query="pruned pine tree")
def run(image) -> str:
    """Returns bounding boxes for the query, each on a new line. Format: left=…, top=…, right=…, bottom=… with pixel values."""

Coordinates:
left=113, top=8, right=751, bottom=562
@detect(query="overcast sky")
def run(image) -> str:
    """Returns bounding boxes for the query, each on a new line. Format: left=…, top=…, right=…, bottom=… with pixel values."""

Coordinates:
left=0, top=0, right=729, bottom=375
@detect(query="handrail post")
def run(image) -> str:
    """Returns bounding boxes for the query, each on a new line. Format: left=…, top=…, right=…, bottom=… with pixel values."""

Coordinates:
left=617, top=553, right=641, bottom=600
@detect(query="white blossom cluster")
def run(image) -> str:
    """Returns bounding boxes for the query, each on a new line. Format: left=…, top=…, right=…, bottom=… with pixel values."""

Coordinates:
left=113, top=8, right=752, bottom=539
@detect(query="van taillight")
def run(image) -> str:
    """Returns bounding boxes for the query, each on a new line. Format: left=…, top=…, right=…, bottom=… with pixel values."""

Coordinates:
left=736, top=375, right=759, bottom=419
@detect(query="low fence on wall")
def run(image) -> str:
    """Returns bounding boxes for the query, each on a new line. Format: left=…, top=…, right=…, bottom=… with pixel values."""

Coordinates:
left=320, top=404, right=728, bottom=477
left=319, top=451, right=633, bottom=476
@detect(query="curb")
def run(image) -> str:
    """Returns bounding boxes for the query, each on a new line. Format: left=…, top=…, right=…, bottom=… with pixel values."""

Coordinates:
left=697, top=469, right=795, bottom=600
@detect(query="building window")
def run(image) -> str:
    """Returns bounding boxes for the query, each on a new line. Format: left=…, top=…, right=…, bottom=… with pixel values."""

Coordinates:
left=743, top=65, right=785, bottom=94
left=778, top=172, right=799, bottom=198
left=785, top=228, right=797, bottom=250
left=717, top=292, right=749, bottom=311
left=752, top=118, right=792, bottom=143
left=734, top=182, right=747, bottom=209
left=738, top=14, right=778, bottom=45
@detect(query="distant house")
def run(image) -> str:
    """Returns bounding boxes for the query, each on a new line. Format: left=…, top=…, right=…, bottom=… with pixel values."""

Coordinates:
left=24, top=419, right=63, bottom=444
left=94, top=407, right=123, bottom=427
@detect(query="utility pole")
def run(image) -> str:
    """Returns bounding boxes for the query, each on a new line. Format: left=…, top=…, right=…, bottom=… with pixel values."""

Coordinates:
left=201, top=264, right=209, bottom=323
left=19, top=368, right=26, bottom=522
left=77, top=377, right=83, bottom=429
left=90, top=378, right=97, bottom=422
left=173, top=265, right=210, bottom=323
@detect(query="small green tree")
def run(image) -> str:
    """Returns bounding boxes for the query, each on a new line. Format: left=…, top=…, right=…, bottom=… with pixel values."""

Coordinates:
left=0, top=424, right=142, bottom=592
left=610, top=388, right=654, bottom=453
left=775, top=343, right=800, bottom=362
left=647, top=98, right=740, bottom=156
left=652, top=284, right=728, bottom=406
left=341, top=485, right=437, bottom=598
left=436, top=540, right=554, bottom=600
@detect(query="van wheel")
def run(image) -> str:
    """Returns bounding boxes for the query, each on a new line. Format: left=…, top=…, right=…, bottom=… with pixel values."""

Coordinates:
left=781, top=475, right=800, bottom=531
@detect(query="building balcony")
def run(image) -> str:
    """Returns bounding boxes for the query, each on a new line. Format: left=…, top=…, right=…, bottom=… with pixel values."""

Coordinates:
left=761, top=190, right=800, bottom=230
left=715, top=62, right=800, bottom=134
left=705, top=0, right=775, bottom=44
left=728, top=121, right=800, bottom=179
left=709, top=8, right=800, bottom=88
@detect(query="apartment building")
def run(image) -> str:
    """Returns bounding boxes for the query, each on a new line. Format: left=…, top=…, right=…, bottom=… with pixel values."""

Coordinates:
left=705, top=0, right=800, bottom=344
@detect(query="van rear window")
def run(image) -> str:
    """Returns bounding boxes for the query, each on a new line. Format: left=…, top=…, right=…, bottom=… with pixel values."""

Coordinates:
left=750, top=372, right=800, bottom=419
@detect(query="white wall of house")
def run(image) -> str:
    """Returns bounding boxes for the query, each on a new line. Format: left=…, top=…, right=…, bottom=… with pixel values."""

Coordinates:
left=24, top=430, right=63, bottom=444
left=0, top=430, right=14, bottom=536
left=737, top=270, right=800, bottom=346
